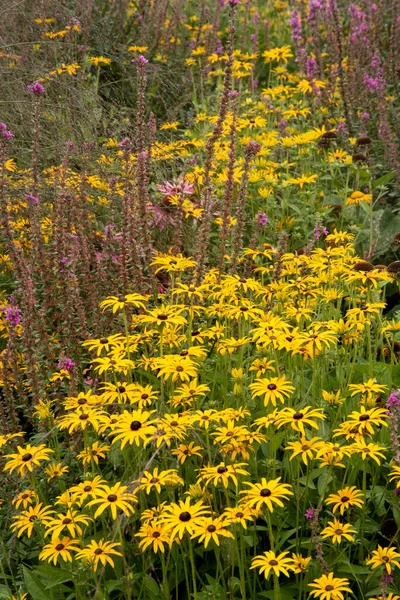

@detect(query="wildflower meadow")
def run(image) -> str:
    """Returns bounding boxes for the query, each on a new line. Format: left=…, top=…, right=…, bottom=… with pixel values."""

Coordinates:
left=1, top=1, right=400, bottom=599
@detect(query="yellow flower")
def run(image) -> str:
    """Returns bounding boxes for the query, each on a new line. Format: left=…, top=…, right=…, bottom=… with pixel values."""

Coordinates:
left=249, top=375, right=295, bottom=407
left=389, top=465, right=400, bottom=488
left=76, top=441, right=110, bottom=465
left=44, top=509, right=92, bottom=538
left=320, top=518, right=357, bottom=543
left=286, top=436, right=324, bottom=465
left=172, top=442, right=203, bottom=463
left=366, top=545, right=400, bottom=574
left=12, top=490, right=38, bottom=509
left=39, top=537, right=80, bottom=565
left=4, top=444, right=53, bottom=477
left=76, top=539, right=122, bottom=571
left=291, top=553, right=311, bottom=573
left=44, top=462, right=69, bottom=481
left=349, top=440, right=386, bottom=465
left=139, top=305, right=187, bottom=328
left=223, top=505, right=256, bottom=529
left=197, top=462, right=249, bottom=488
left=89, top=56, right=111, bottom=66
left=190, top=516, right=234, bottom=548
left=262, top=46, right=293, bottom=63
left=325, top=486, right=364, bottom=515
left=250, top=550, right=294, bottom=578
left=110, top=410, right=156, bottom=449
left=150, top=253, right=196, bottom=274
left=136, top=468, right=183, bottom=494
left=345, top=190, right=372, bottom=206
left=86, top=482, right=136, bottom=519
left=11, top=503, right=54, bottom=538
left=308, top=573, right=352, bottom=600
left=161, top=498, right=210, bottom=540
left=274, top=406, right=325, bottom=435
left=285, top=173, right=318, bottom=188
left=99, top=293, right=146, bottom=313
left=241, top=477, right=293, bottom=512
left=136, top=523, right=171, bottom=553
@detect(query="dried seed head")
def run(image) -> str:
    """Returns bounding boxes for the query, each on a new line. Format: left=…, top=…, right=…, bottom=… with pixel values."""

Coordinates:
left=353, top=261, right=374, bottom=272
left=392, top=233, right=400, bottom=245
left=387, top=261, right=400, bottom=274
left=356, top=134, right=371, bottom=146
left=352, top=152, right=368, bottom=163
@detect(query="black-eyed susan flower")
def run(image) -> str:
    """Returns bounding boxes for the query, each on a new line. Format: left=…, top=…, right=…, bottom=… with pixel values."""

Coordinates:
left=69, top=476, right=107, bottom=505
left=274, top=406, right=325, bottom=435
left=325, top=486, right=364, bottom=515
left=44, top=462, right=69, bottom=481
left=136, top=468, right=183, bottom=494
left=337, top=407, right=388, bottom=436
left=190, top=516, right=234, bottom=548
left=249, top=375, right=295, bottom=407
left=76, top=539, right=122, bottom=571
left=223, top=505, right=257, bottom=528
left=110, top=410, right=156, bottom=448
left=11, top=503, right=54, bottom=538
left=286, top=436, right=324, bottom=465
left=56, top=407, right=107, bottom=434
left=136, top=523, right=171, bottom=553
left=82, top=333, right=125, bottom=355
left=39, top=536, right=80, bottom=565
left=291, top=553, right=312, bottom=573
left=160, top=498, right=210, bottom=539
left=308, top=572, right=352, bottom=600
left=4, top=444, right=54, bottom=477
left=241, top=477, right=293, bottom=512
left=150, top=253, right=196, bottom=274
left=197, top=462, right=249, bottom=488
left=349, top=440, right=386, bottom=465
left=320, top=518, right=357, bottom=543
left=99, top=293, right=146, bottom=313
left=348, top=378, right=387, bottom=398
left=250, top=550, right=294, bottom=578
left=366, top=545, right=400, bottom=574
left=139, top=304, right=187, bottom=328
left=155, top=355, right=198, bottom=382
left=0, top=432, right=23, bottom=449
left=389, top=465, right=400, bottom=488
left=76, top=441, right=110, bottom=465
left=44, top=509, right=92, bottom=538
left=12, top=490, right=38, bottom=509
left=172, top=442, right=203, bottom=463
left=86, top=482, right=136, bottom=519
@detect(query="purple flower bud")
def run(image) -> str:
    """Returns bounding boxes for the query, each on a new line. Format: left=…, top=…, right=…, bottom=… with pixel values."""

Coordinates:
left=57, top=356, right=76, bottom=372
left=134, top=55, right=148, bottom=66
left=305, top=507, right=318, bottom=519
left=25, top=193, right=39, bottom=205
left=256, top=212, right=268, bottom=226
left=27, top=81, right=45, bottom=95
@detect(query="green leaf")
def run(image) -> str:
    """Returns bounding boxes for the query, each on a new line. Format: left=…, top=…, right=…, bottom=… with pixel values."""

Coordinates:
left=143, top=575, right=162, bottom=599
left=44, top=569, right=73, bottom=589
left=372, top=171, right=396, bottom=189
left=23, top=567, right=51, bottom=600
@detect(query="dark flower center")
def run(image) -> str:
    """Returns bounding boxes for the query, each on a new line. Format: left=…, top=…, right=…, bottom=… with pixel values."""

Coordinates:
left=334, top=528, right=343, bottom=535
left=359, top=414, right=370, bottom=421
left=180, top=350, right=189, bottom=356
left=269, top=560, right=278, bottom=566
left=153, top=531, right=161, bottom=538
left=341, top=496, right=350, bottom=503
left=217, top=466, right=228, bottom=474
left=236, top=512, right=244, bottom=518
left=110, top=360, right=117, bottom=365
left=267, top=384, right=277, bottom=390
left=362, top=447, right=370, bottom=452
left=150, top=477, right=159, bottom=484
left=301, top=445, right=310, bottom=451
left=170, top=421, right=178, bottom=426
left=100, top=338, right=108, bottom=344
left=130, top=420, right=142, bottom=431
left=382, top=556, right=389, bottom=562
left=94, top=548, right=103, bottom=555
left=293, top=412, right=304, bottom=420
left=207, top=525, right=216, bottom=532
left=79, top=413, right=89, bottom=420
left=107, top=494, right=118, bottom=502
left=192, top=330, right=200, bottom=336
left=141, top=394, right=149, bottom=399
left=260, top=488, right=272, bottom=497
left=176, top=366, right=184, bottom=372
left=157, top=314, right=168, bottom=321
left=78, top=398, right=87, bottom=405
left=22, top=494, right=29, bottom=499
left=240, top=306, right=248, bottom=312
left=179, top=511, right=191, bottom=522
left=55, top=544, right=65, bottom=551
left=83, top=486, right=92, bottom=492
left=29, top=515, right=37, bottom=522
left=62, top=517, right=72, bottom=524
left=22, top=453, right=33, bottom=462
left=118, top=386, right=126, bottom=393
left=325, top=586, right=334, bottom=592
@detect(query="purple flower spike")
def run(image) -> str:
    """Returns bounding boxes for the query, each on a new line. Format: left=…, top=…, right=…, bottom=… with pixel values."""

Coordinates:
left=27, top=81, right=45, bottom=95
